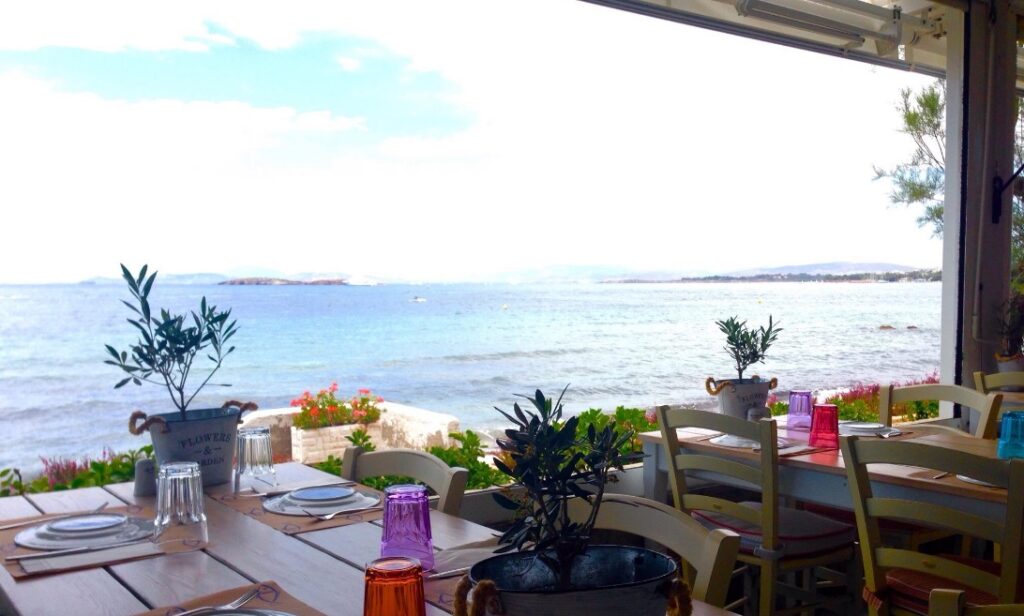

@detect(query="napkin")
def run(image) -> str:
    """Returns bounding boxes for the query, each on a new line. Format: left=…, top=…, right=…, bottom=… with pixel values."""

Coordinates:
left=134, top=580, right=326, bottom=616
left=428, top=537, right=502, bottom=577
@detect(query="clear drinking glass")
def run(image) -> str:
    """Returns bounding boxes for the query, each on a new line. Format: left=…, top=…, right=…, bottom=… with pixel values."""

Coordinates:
left=235, top=426, right=276, bottom=490
left=155, top=461, right=208, bottom=545
left=788, top=390, right=814, bottom=431
left=380, top=485, right=435, bottom=570
left=809, top=403, right=840, bottom=449
left=364, top=557, right=426, bottom=616
left=998, top=410, right=1024, bottom=459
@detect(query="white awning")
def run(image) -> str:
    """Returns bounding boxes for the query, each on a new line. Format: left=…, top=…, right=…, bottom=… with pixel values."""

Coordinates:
left=582, top=0, right=966, bottom=84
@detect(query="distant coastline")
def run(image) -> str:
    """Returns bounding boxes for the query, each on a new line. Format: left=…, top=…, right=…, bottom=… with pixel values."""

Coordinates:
left=606, top=269, right=941, bottom=284
left=219, top=277, right=348, bottom=286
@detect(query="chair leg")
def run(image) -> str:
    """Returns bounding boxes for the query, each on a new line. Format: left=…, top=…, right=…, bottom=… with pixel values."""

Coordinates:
left=759, top=561, right=777, bottom=616
left=743, top=565, right=757, bottom=616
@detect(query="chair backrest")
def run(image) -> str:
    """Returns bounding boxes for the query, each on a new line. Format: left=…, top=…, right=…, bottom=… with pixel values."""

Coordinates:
left=929, top=589, right=1024, bottom=615
left=841, top=435, right=1024, bottom=605
left=566, top=494, right=740, bottom=607
left=340, top=447, right=469, bottom=516
left=879, top=383, right=1002, bottom=439
left=974, top=370, right=1024, bottom=395
left=657, top=406, right=781, bottom=553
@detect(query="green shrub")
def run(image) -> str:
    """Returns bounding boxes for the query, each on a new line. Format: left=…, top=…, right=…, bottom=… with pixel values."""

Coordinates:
left=429, top=430, right=507, bottom=489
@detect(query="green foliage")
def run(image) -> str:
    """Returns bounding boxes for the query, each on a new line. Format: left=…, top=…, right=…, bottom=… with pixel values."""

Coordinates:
left=312, top=454, right=344, bottom=477
left=1, top=446, right=153, bottom=497
left=572, top=406, right=657, bottom=457
left=429, top=430, right=507, bottom=489
left=346, top=428, right=377, bottom=452
left=105, top=264, right=238, bottom=419
left=492, top=387, right=644, bottom=588
left=715, top=315, right=782, bottom=381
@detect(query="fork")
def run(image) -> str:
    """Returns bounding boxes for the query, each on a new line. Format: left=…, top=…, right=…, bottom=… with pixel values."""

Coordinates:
left=173, top=586, right=261, bottom=616
left=302, top=505, right=383, bottom=521
left=0, top=502, right=109, bottom=532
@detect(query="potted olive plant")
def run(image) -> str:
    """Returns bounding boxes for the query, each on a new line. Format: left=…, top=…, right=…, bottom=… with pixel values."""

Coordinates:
left=455, top=388, right=689, bottom=616
left=106, top=264, right=245, bottom=486
left=705, top=315, right=781, bottom=421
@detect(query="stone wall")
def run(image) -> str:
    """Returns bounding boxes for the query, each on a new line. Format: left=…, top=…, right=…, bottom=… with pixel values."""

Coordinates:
left=240, top=401, right=460, bottom=464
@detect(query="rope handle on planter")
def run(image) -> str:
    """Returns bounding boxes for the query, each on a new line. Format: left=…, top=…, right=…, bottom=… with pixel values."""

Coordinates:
left=222, top=400, right=259, bottom=423
left=705, top=377, right=731, bottom=396
left=667, top=577, right=693, bottom=616
left=454, top=575, right=503, bottom=616
left=452, top=574, right=691, bottom=616
left=128, top=410, right=169, bottom=435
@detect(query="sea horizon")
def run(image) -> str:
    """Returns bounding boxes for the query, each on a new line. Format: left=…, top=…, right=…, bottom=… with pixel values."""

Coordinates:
left=0, top=280, right=941, bottom=475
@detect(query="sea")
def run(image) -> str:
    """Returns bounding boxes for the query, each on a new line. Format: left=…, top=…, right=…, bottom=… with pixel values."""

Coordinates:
left=0, top=281, right=940, bottom=474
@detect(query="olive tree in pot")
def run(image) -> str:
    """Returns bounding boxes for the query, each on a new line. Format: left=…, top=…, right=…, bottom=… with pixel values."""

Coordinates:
left=705, top=315, right=781, bottom=422
left=453, top=388, right=690, bottom=616
left=106, top=264, right=250, bottom=486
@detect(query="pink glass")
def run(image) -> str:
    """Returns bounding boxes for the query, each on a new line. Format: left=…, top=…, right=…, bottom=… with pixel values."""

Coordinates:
left=363, top=557, right=426, bottom=616
left=380, top=485, right=435, bottom=570
left=787, top=391, right=813, bottom=431
left=809, top=403, right=840, bottom=448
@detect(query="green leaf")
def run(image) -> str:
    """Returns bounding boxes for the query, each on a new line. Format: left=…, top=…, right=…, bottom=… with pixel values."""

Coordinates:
left=115, top=377, right=131, bottom=388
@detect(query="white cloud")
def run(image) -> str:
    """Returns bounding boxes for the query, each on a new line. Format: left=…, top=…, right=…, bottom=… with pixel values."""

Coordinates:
left=0, top=1, right=942, bottom=283
left=335, top=56, right=361, bottom=72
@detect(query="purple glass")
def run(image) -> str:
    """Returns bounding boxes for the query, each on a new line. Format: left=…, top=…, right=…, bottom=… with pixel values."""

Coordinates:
left=788, top=390, right=814, bottom=431
left=380, top=485, right=435, bottom=570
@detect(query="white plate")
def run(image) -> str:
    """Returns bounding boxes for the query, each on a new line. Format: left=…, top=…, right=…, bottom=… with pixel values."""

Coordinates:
left=287, top=485, right=355, bottom=503
left=843, top=422, right=885, bottom=431
left=709, top=435, right=788, bottom=449
left=15, top=516, right=154, bottom=550
left=956, top=474, right=1001, bottom=488
left=47, top=513, right=127, bottom=534
left=262, top=491, right=380, bottom=517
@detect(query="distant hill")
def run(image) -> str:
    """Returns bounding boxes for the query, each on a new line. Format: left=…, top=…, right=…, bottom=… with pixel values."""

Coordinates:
left=219, top=277, right=348, bottom=286
left=81, top=273, right=228, bottom=285
left=726, top=262, right=917, bottom=276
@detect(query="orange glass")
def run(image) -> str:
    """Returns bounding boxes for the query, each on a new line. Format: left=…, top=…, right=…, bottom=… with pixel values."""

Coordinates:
left=363, top=556, right=426, bottom=616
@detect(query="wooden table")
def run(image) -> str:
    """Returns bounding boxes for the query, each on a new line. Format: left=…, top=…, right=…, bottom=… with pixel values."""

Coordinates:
left=0, top=463, right=735, bottom=616
left=640, top=422, right=1010, bottom=522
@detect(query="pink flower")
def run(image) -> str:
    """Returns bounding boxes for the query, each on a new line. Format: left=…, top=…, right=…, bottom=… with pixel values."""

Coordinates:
left=358, top=388, right=371, bottom=395
left=353, top=409, right=367, bottom=419
left=330, top=382, right=339, bottom=393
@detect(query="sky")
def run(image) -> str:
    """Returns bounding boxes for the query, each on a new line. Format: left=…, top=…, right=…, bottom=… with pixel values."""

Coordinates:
left=0, top=0, right=941, bottom=284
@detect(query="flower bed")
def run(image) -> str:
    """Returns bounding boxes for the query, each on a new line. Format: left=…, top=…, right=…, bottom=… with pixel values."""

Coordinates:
left=768, top=371, right=941, bottom=422
left=290, top=384, right=385, bottom=463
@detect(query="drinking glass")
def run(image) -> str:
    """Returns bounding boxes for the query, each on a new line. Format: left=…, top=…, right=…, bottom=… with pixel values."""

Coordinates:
left=235, top=426, right=276, bottom=490
left=809, top=404, right=840, bottom=449
left=363, top=557, right=426, bottom=616
left=380, top=485, right=435, bottom=570
left=998, top=411, right=1024, bottom=459
left=787, top=390, right=814, bottom=431
left=154, top=461, right=208, bottom=545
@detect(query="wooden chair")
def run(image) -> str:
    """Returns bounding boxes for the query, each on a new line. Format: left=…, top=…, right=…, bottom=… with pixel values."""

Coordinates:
left=566, top=493, right=741, bottom=608
left=879, top=383, right=1002, bottom=440
left=658, top=407, right=857, bottom=615
left=928, top=589, right=1024, bottom=615
left=341, top=447, right=469, bottom=516
left=974, top=371, right=1024, bottom=394
left=842, top=435, right=1024, bottom=615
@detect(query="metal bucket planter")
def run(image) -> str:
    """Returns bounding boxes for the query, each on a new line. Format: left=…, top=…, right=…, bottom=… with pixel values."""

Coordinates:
left=706, top=376, right=778, bottom=421
left=129, top=406, right=243, bottom=486
left=996, top=355, right=1024, bottom=391
left=456, top=546, right=687, bottom=616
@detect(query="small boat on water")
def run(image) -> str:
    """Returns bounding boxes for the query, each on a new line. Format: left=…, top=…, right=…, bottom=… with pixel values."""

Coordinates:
left=411, top=296, right=427, bottom=303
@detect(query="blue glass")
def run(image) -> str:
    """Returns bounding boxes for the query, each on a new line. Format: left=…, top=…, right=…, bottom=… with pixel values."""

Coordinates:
left=998, top=411, right=1024, bottom=459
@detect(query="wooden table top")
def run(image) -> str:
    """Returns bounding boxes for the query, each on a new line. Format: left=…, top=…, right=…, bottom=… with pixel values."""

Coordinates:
left=640, top=422, right=1009, bottom=504
left=0, top=462, right=735, bottom=616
